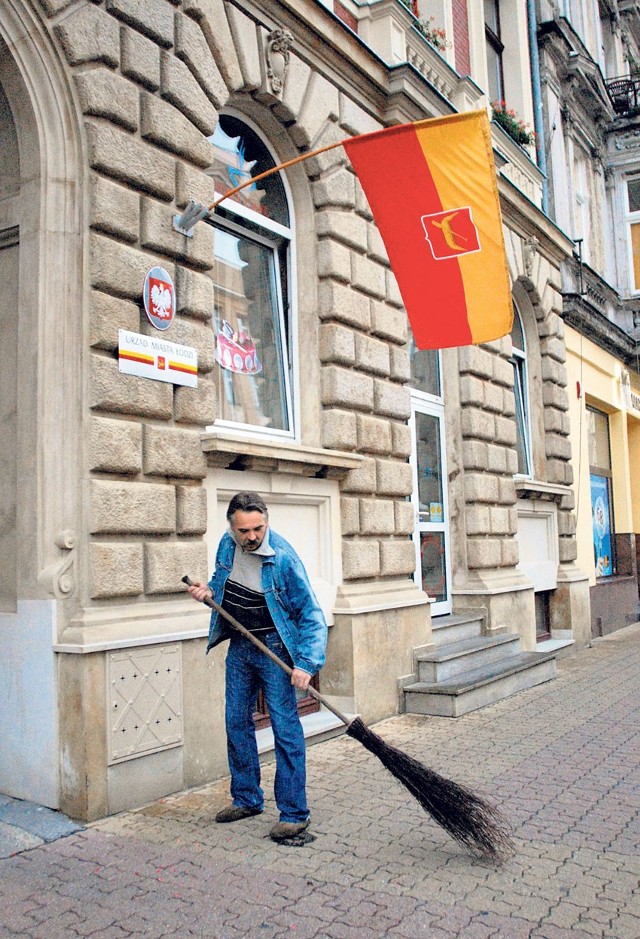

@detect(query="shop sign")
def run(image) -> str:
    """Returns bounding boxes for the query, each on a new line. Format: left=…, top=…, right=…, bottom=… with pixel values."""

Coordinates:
left=118, top=330, right=197, bottom=387
left=143, top=267, right=175, bottom=330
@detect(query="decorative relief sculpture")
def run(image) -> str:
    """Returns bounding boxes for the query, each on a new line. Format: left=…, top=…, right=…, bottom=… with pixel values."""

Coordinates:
left=266, top=28, right=293, bottom=97
left=38, top=529, right=77, bottom=599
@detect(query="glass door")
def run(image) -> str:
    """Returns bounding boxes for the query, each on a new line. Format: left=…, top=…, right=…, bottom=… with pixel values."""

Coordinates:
left=410, top=398, right=452, bottom=616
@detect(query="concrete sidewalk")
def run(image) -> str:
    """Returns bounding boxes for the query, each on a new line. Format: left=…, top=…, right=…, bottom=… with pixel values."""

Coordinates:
left=1, top=626, right=639, bottom=938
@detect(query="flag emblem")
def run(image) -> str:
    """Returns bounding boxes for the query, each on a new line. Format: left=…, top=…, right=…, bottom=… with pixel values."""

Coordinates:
left=422, top=207, right=480, bottom=260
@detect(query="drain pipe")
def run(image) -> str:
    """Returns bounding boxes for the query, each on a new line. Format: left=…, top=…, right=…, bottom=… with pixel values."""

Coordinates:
left=527, top=0, right=549, bottom=215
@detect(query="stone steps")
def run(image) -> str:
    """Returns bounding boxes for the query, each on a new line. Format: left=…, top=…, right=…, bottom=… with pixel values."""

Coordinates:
left=403, top=611, right=557, bottom=718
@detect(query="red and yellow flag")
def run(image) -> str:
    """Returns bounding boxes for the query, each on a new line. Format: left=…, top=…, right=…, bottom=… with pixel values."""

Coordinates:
left=343, top=110, right=512, bottom=350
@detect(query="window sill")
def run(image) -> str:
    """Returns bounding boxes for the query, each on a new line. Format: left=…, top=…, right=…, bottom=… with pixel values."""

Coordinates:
left=514, top=477, right=568, bottom=502
left=200, top=429, right=364, bottom=479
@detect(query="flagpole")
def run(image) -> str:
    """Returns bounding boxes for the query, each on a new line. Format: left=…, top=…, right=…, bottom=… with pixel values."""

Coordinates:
left=208, top=139, right=345, bottom=211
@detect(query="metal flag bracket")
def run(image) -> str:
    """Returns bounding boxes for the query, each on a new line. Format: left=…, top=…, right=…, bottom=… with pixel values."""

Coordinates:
left=173, top=199, right=210, bottom=237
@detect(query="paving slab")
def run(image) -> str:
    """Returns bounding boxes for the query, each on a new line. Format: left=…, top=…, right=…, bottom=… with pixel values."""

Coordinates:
left=0, top=631, right=639, bottom=937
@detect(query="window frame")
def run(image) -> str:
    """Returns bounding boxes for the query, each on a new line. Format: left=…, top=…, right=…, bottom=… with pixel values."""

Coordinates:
left=624, top=174, right=640, bottom=296
left=207, top=113, right=299, bottom=441
left=586, top=404, right=616, bottom=578
left=484, top=0, right=505, bottom=104
left=510, top=304, right=533, bottom=478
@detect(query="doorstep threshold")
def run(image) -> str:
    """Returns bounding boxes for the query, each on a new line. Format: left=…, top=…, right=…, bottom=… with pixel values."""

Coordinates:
left=256, top=708, right=350, bottom=755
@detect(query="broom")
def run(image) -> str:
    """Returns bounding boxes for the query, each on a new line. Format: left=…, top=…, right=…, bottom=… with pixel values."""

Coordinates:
left=183, top=575, right=514, bottom=862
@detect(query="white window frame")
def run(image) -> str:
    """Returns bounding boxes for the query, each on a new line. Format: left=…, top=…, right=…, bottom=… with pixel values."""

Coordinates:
left=511, top=305, right=533, bottom=479
left=623, top=174, right=640, bottom=296
left=207, top=112, right=299, bottom=442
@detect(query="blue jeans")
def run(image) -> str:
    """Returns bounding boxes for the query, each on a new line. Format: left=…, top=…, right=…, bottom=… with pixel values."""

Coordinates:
left=225, top=631, right=309, bottom=823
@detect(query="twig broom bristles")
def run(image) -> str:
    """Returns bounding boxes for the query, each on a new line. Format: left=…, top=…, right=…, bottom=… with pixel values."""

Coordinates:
left=183, top=575, right=514, bottom=862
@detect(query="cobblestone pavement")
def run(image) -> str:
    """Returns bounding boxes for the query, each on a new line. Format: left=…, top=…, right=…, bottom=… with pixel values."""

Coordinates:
left=1, top=627, right=639, bottom=939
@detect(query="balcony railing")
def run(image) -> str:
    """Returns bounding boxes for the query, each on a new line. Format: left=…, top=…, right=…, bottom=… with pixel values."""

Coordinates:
left=606, top=75, right=640, bottom=116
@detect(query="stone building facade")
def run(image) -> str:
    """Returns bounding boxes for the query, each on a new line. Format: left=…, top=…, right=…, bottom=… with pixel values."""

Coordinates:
left=1, top=0, right=590, bottom=820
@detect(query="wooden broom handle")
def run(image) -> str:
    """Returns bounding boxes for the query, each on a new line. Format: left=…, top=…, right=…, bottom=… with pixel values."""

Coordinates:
left=182, top=575, right=353, bottom=727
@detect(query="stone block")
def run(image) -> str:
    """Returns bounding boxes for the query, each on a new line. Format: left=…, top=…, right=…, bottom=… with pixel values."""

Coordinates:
left=466, top=537, right=502, bottom=569
left=380, top=540, right=416, bottom=576
left=493, top=355, right=516, bottom=388
left=143, top=426, right=207, bottom=479
left=540, top=335, right=566, bottom=363
left=389, top=346, right=410, bottom=382
left=91, top=354, right=173, bottom=420
left=459, top=374, right=484, bottom=407
left=91, top=480, right=175, bottom=534
left=342, top=457, right=376, bottom=494
left=54, top=4, right=120, bottom=67
left=497, top=477, right=517, bottom=505
left=494, top=414, right=517, bottom=447
left=86, top=121, right=174, bottom=200
left=351, top=254, right=386, bottom=299
left=319, top=324, right=355, bottom=366
left=483, top=381, right=504, bottom=414
left=176, top=162, right=217, bottom=211
left=296, top=72, right=340, bottom=148
left=317, top=239, right=351, bottom=283
left=225, top=2, right=262, bottom=92
left=140, top=93, right=215, bottom=169
left=275, top=51, right=311, bottom=123
left=486, top=443, right=508, bottom=474
left=160, top=51, right=218, bottom=136
left=559, top=538, right=578, bottom=563
left=90, top=290, right=140, bottom=351
left=502, top=388, right=516, bottom=417
left=145, top=540, right=209, bottom=594
left=355, top=335, right=390, bottom=377
left=121, top=26, right=161, bottom=91
left=461, top=439, right=488, bottom=471
left=545, top=433, right=572, bottom=461
left=321, top=365, right=374, bottom=412
left=90, top=232, right=170, bottom=300
left=90, top=416, right=142, bottom=474
left=394, top=501, right=415, bottom=535
left=500, top=539, right=519, bottom=567
left=458, top=344, right=493, bottom=380
left=340, top=497, right=360, bottom=536
left=373, top=380, right=411, bottom=420
left=356, top=414, right=392, bottom=454
left=90, top=542, right=144, bottom=598
left=385, top=270, right=403, bottom=307
left=321, top=409, right=357, bottom=451
left=542, top=384, right=569, bottom=410
left=140, top=198, right=214, bottom=272
left=460, top=407, right=495, bottom=442
left=176, top=485, right=207, bottom=534
left=557, top=510, right=576, bottom=537
left=174, top=376, right=217, bottom=426
left=376, top=459, right=413, bottom=496
left=465, top=505, right=491, bottom=536
left=342, top=540, right=380, bottom=580
left=464, top=472, right=499, bottom=504
left=359, top=499, right=395, bottom=535
left=183, top=0, right=244, bottom=92
left=175, top=12, right=227, bottom=109
left=367, top=222, right=388, bottom=264
left=370, top=301, right=407, bottom=343
left=548, top=458, right=573, bottom=486
left=175, top=266, right=214, bottom=321
left=312, top=169, right=356, bottom=210
left=391, top=422, right=412, bottom=458
left=315, top=210, right=367, bottom=252
left=89, top=174, right=139, bottom=244
left=106, top=0, right=174, bottom=47
left=490, top=507, right=513, bottom=535
left=318, top=280, right=370, bottom=330
left=75, top=68, right=139, bottom=131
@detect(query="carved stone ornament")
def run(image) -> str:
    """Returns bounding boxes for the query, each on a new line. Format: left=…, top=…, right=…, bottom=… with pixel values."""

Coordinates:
left=266, top=28, right=293, bottom=97
left=523, top=236, right=539, bottom=279
left=38, top=529, right=77, bottom=599
left=615, top=130, right=640, bottom=151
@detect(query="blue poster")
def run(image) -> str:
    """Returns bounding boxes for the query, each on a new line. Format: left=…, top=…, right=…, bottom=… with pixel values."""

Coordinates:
left=590, top=474, right=613, bottom=577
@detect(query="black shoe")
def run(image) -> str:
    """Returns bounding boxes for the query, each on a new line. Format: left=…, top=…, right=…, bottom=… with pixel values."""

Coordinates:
left=215, top=803, right=263, bottom=823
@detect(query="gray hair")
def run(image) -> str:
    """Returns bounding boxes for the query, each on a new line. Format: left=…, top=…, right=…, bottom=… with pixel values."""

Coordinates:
left=226, top=491, right=269, bottom=521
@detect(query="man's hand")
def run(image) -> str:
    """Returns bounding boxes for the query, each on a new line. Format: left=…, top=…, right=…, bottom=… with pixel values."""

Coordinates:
left=290, top=668, right=312, bottom=691
left=187, top=580, right=213, bottom=603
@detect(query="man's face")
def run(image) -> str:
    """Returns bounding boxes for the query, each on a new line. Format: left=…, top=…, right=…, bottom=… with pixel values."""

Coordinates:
left=230, top=509, right=268, bottom=552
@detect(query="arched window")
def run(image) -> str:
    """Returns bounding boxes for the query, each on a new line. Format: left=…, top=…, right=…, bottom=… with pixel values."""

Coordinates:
left=511, top=302, right=532, bottom=476
left=207, top=115, right=294, bottom=436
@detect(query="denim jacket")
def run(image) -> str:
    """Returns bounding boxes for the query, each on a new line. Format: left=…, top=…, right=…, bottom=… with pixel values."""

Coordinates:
left=206, top=529, right=328, bottom=675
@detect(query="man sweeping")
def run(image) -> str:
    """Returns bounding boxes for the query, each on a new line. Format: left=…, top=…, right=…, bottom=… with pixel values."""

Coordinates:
left=186, top=491, right=328, bottom=843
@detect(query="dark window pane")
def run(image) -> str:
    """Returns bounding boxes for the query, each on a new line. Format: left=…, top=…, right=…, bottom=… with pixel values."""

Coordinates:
left=628, top=178, right=640, bottom=213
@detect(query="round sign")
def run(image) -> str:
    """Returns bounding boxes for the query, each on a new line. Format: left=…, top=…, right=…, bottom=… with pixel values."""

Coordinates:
left=143, top=267, right=175, bottom=330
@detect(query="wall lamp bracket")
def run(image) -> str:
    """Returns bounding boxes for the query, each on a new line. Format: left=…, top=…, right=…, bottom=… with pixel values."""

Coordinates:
left=173, top=200, right=210, bottom=237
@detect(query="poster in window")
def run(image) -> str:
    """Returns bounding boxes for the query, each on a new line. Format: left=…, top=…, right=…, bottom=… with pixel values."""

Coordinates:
left=590, top=473, right=613, bottom=577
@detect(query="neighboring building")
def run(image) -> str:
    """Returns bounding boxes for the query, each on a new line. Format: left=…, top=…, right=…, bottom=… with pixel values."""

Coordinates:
left=1, top=0, right=595, bottom=821
left=536, top=0, right=640, bottom=637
